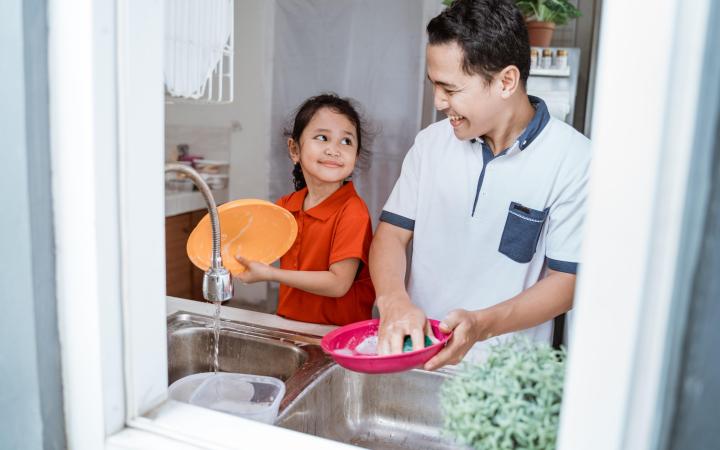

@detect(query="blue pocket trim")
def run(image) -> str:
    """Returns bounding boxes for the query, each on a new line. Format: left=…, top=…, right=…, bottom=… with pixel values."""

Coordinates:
left=380, top=210, right=415, bottom=231
left=498, top=203, right=549, bottom=263
left=509, top=201, right=548, bottom=221
left=547, top=258, right=578, bottom=274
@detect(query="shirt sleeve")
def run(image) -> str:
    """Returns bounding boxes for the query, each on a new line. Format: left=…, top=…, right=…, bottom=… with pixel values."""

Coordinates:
left=379, top=139, right=423, bottom=231
left=329, top=199, right=373, bottom=266
left=545, top=144, right=591, bottom=274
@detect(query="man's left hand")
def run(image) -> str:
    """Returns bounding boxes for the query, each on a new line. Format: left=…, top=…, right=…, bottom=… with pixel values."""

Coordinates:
left=423, top=309, right=487, bottom=371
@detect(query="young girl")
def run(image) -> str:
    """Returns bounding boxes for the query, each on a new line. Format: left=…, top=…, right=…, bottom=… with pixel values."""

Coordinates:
left=235, top=94, right=375, bottom=326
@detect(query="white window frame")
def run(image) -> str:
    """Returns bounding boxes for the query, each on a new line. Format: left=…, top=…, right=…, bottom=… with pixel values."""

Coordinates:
left=557, top=0, right=718, bottom=449
left=48, top=0, right=717, bottom=449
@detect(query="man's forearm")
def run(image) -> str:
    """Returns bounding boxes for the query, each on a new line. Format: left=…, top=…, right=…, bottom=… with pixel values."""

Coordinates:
left=369, top=224, right=412, bottom=309
left=480, top=270, right=576, bottom=339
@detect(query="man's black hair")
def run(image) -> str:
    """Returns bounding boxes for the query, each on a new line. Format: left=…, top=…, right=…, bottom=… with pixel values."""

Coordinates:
left=427, top=0, right=530, bottom=84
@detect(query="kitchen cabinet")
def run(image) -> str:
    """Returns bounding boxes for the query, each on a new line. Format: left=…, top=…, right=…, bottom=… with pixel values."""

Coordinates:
left=165, top=209, right=206, bottom=301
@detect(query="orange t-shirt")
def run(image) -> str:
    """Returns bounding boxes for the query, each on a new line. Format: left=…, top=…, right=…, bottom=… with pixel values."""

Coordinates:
left=275, top=182, right=375, bottom=325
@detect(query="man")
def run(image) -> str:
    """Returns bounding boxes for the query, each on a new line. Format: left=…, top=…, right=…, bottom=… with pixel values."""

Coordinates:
left=370, top=0, right=591, bottom=369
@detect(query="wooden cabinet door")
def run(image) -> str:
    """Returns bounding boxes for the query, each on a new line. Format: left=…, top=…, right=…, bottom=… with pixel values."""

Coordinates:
left=165, top=209, right=215, bottom=301
left=165, top=213, right=194, bottom=299
left=189, top=210, right=208, bottom=300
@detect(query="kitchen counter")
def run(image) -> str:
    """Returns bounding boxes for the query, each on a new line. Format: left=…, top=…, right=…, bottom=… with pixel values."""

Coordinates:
left=166, top=296, right=337, bottom=337
left=165, top=188, right=229, bottom=217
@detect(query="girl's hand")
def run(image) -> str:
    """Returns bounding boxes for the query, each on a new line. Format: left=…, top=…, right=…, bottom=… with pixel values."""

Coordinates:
left=234, top=255, right=275, bottom=284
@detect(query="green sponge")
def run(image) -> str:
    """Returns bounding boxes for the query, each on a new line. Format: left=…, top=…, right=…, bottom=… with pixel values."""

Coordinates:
left=402, top=335, right=434, bottom=353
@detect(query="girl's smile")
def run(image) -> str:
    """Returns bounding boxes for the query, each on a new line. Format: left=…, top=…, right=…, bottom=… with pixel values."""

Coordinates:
left=319, top=159, right=344, bottom=168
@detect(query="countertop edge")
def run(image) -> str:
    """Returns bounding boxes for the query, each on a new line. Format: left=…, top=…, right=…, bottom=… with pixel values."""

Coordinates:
left=166, top=296, right=338, bottom=337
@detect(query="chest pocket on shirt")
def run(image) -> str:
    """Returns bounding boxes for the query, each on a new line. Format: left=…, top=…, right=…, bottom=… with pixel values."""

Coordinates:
left=498, top=202, right=549, bottom=263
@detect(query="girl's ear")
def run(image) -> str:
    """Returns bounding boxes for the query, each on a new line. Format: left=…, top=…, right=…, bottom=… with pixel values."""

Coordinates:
left=287, top=138, right=300, bottom=163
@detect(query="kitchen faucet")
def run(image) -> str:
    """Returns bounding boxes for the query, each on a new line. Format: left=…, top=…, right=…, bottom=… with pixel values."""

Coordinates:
left=165, top=163, right=233, bottom=302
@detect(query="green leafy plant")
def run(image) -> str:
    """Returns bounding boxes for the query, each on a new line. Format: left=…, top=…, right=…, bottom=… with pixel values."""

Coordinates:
left=515, top=0, right=581, bottom=26
left=441, top=0, right=581, bottom=26
left=440, top=338, right=566, bottom=450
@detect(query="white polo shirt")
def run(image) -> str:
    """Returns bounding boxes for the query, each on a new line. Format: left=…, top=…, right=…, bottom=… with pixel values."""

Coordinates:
left=380, top=96, right=591, bottom=358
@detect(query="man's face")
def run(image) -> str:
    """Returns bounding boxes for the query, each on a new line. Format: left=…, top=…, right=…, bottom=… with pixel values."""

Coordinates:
left=426, top=42, right=502, bottom=141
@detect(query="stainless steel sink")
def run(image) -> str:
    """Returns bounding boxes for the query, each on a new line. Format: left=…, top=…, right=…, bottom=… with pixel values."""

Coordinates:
left=167, top=312, right=333, bottom=409
left=167, top=312, right=464, bottom=449
left=276, top=364, right=466, bottom=450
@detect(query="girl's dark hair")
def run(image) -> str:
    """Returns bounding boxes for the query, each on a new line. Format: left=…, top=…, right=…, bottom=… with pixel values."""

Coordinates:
left=285, top=93, right=371, bottom=191
left=427, top=0, right=530, bottom=85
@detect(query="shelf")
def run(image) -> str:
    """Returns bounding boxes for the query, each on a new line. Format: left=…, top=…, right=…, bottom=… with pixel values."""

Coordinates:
left=165, top=188, right=229, bottom=217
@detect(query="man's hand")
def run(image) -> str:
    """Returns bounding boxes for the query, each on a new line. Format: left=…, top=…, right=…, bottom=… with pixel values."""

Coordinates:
left=377, top=292, right=431, bottom=355
left=234, top=255, right=274, bottom=284
left=423, top=309, right=487, bottom=371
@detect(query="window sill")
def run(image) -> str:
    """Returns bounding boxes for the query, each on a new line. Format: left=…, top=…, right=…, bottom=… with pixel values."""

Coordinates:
left=107, top=400, right=356, bottom=449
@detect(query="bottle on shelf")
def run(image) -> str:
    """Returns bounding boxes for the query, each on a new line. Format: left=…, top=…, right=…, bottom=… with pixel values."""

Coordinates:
left=555, top=49, right=568, bottom=70
left=530, top=48, right=538, bottom=69
left=541, top=48, right=553, bottom=69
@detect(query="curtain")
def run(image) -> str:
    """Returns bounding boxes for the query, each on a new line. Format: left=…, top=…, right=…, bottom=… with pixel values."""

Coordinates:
left=269, top=0, right=433, bottom=225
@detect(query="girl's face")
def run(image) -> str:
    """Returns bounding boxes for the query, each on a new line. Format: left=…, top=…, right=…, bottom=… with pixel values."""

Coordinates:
left=289, top=107, right=358, bottom=188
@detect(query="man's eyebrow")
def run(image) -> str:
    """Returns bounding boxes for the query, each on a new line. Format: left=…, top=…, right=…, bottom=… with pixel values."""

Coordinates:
left=427, top=74, right=458, bottom=89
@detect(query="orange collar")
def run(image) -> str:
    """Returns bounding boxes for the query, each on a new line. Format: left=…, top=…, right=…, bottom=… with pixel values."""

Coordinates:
left=284, top=182, right=358, bottom=221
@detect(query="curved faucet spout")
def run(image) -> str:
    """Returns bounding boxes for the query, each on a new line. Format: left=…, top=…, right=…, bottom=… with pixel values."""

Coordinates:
left=165, top=163, right=233, bottom=302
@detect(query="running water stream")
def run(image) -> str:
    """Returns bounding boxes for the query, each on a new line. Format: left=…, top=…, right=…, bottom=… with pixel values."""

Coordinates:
left=212, top=300, right=222, bottom=373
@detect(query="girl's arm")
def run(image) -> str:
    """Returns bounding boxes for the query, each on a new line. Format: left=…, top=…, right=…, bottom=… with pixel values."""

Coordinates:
left=234, top=255, right=360, bottom=298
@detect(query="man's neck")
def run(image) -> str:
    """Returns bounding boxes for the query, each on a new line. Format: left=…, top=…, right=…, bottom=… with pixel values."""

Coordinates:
left=482, top=95, right=536, bottom=155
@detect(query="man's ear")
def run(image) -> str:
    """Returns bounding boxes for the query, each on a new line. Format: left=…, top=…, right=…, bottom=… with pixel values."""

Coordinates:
left=288, top=138, right=300, bottom=163
left=497, top=65, right=521, bottom=99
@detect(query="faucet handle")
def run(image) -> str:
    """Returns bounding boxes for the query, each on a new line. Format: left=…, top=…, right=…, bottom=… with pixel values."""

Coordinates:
left=203, top=267, right=233, bottom=302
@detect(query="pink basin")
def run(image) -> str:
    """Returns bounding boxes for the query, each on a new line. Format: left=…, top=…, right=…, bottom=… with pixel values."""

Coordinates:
left=321, top=319, right=451, bottom=374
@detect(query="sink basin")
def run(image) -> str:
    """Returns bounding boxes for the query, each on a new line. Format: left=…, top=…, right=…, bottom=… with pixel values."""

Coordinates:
left=168, top=316, right=304, bottom=383
left=276, top=365, right=466, bottom=450
left=167, top=312, right=332, bottom=409
left=167, top=312, right=463, bottom=449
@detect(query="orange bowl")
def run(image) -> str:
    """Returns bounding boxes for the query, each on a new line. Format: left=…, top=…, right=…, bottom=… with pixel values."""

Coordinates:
left=186, top=199, right=297, bottom=275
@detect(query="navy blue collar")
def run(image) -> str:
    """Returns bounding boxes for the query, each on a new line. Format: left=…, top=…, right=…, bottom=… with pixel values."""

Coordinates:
left=517, top=95, right=550, bottom=150
left=470, top=95, right=550, bottom=152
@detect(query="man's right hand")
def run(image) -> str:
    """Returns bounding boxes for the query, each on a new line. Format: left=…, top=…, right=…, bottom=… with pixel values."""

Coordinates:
left=376, top=292, right=430, bottom=355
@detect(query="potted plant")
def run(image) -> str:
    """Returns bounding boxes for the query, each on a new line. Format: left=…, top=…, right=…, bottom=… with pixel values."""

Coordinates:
left=440, top=338, right=566, bottom=450
left=515, top=0, right=582, bottom=47
left=442, top=0, right=581, bottom=48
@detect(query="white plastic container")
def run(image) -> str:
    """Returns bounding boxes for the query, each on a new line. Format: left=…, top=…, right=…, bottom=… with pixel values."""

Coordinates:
left=193, top=159, right=230, bottom=175
left=165, top=177, right=194, bottom=192
left=168, top=372, right=211, bottom=402
left=169, top=372, right=285, bottom=424
left=200, top=173, right=229, bottom=190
